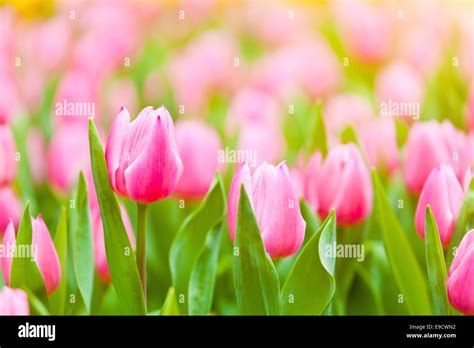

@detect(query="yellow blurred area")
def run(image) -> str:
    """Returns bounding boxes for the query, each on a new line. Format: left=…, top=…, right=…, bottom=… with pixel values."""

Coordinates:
left=0, top=0, right=55, bottom=18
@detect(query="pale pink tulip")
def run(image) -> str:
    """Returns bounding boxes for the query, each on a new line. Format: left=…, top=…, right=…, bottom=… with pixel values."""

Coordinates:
left=0, top=124, right=16, bottom=187
left=0, top=188, right=21, bottom=235
left=228, top=162, right=305, bottom=258
left=104, top=78, right=138, bottom=121
left=468, top=87, right=474, bottom=131
left=1, top=217, right=61, bottom=294
left=47, top=123, right=90, bottom=193
left=304, top=152, right=322, bottom=212
left=414, top=165, right=465, bottom=247
left=174, top=120, right=222, bottom=199
left=317, top=144, right=373, bottom=225
left=105, top=106, right=183, bottom=203
left=0, top=287, right=29, bottom=315
left=361, top=117, right=399, bottom=174
left=447, top=230, right=474, bottom=315
left=27, top=128, right=46, bottom=185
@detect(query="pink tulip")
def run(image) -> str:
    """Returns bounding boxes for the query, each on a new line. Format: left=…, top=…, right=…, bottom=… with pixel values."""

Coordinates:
left=105, top=78, right=138, bottom=121
left=447, top=230, right=474, bottom=315
left=404, top=120, right=472, bottom=193
left=228, top=162, right=306, bottom=259
left=467, top=87, right=474, bottom=131
left=0, top=287, right=29, bottom=315
left=361, top=117, right=399, bottom=174
left=0, top=188, right=21, bottom=236
left=237, top=124, right=286, bottom=169
left=375, top=62, right=424, bottom=121
left=334, top=2, right=393, bottom=63
left=317, top=144, right=373, bottom=225
left=0, top=123, right=17, bottom=187
left=27, top=128, right=47, bottom=185
left=47, top=123, right=90, bottom=193
left=304, top=152, right=322, bottom=212
left=105, top=106, right=183, bottom=203
left=174, top=120, right=222, bottom=199
left=1, top=217, right=61, bottom=294
left=323, top=93, right=373, bottom=142
left=414, top=165, right=465, bottom=247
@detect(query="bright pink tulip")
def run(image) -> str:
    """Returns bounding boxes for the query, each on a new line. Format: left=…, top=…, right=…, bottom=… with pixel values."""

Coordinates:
left=361, top=117, right=399, bottom=174
left=174, top=120, right=222, bottom=199
left=0, top=287, right=29, bottom=315
left=1, top=217, right=61, bottom=294
left=375, top=62, right=424, bottom=120
left=447, top=230, right=474, bottom=315
left=414, top=165, right=465, bottom=247
left=0, top=188, right=21, bottom=236
left=0, top=123, right=17, bottom=187
left=228, top=162, right=306, bottom=259
left=47, top=123, right=90, bottom=193
left=317, top=144, right=373, bottom=225
left=105, top=106, right=183, bottom=203
left=404, top=121, right=472, bottom=193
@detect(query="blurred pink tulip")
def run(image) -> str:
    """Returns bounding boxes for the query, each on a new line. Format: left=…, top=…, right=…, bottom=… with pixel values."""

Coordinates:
left=0, top=188, right=21, bottom=235
left=1, top=217, right=61, bottom=294
left=468, top=87, right=474, bottom=131
left=27, top=128, right=47, bottom=185
left=447, top=230, right=474, bottom=315
left=323, top=93, right=373, bottom=142
left=304, top=152, right=322, bottom=212
left=105, top=78, right=138, bottom=120
left=0, top=123, right=17, bottom=187
left=91, top=203, right=135, bottom=283
left=105, top=106, right=183, bottom=203
left=375, top=62, right=424, bottom=121
left=237, top=124, right=285, bottom=169
left=317, top=144, right=373, bottom=225
left=361, top=117, right=399, bottom=174
left=334, top=2, right=393, bottom=63
left=47, top=123, right=90, bottom=193
left=174, top=120, right=222, bottom=199
left=404, top=120, right=472, bottom=193
left=228, top=162, right=305, bottom=258
left=414, top=165, right=465, bottom=247
left=0, top=287, right=29, bottom=315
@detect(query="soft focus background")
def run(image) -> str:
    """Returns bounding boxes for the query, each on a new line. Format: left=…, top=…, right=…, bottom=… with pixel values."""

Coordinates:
left=0, top=0, right=473, bottom=315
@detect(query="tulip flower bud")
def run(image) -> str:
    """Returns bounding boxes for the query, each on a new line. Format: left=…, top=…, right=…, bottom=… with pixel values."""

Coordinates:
left=174, top=120, right=222, bottom=199
left=0, top=123, right=17, bottom=187
left=0, top=287, right=29, bottom=315
left=228, top=162, right=306, bottom=258
left=361, top=117, right=399, bottom=174
left=447, top=230, right=474, bottom=315
left=1, top=217, right=61, bottom=294
left=105, top=106, right=183, bottom=203
left=404, top=121, right=472, bottom=194
left=415, top=165, right=465, bottom=247
left=0, top=188, right=21, bottom=236
left=47, top=123, right=90, bottom=193
left=317, top=144, right=373, bottom=225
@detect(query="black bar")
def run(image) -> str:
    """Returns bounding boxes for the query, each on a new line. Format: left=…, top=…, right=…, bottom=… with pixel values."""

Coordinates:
left=0, top=316, right=472, bottom=346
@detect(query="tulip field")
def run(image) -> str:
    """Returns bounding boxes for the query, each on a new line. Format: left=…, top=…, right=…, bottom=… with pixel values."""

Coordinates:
left=0, top=0, right=473, bottom=320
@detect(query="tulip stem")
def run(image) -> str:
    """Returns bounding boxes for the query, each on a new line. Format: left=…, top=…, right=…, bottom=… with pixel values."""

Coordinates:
left=136, top=203, right=148, bottom=301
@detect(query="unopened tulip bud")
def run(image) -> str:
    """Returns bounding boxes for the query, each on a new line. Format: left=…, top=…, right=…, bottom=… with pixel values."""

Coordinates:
left=447, top=230, right=474, bottom=315
left=415, top=165, right=465, bottom=247
left=228, top=162, right=306, bottom=258
left=105, top=106, right=183, bottom=203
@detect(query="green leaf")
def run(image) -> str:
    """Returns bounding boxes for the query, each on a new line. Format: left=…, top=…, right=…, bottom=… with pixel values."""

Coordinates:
left=307, top=103, right=328, bottom=157
left=446, top=181, right=474, bottom=267
left=189, top=222, right=224, bottom=315
left=425, top=206, right=450, bottom=315
left=340, top=125, right=360, bottom=146
left=88, top=119, right=146, bottom=315
left=71, top=172, right=94, bottom=314
left=10, top=204, right=48, bottom=304
left=233, top=186, right=281, bottom=315
left=169, top=175, right=226, bottom=313
left=395, top=119, right=409, bottom=148
left=372, top=170, right=432, bottom=314
left=50, top=207, right=68, bottom=315
left=24, top=288, right=49, bottom=315
left=161, top=287, right=180, bottom=315
left=281, top=211, right=336, bottom=315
